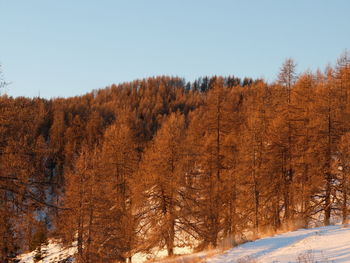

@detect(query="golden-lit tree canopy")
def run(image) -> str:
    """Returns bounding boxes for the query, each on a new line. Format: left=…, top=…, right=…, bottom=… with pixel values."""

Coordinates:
left=1, top=55, right=350, bottom=262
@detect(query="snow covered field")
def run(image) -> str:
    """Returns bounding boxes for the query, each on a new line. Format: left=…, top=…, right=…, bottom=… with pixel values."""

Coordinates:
left=208, top=225, right=350, bottom=263
left=15, top=239, right=192, bottom=263
left=16, top=240, right=76, bottom=263
left=17, top=225, right=350, bottom=263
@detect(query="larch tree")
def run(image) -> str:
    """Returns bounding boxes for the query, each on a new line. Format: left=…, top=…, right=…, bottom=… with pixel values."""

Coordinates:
left=236, top=82, right=272, bottom=236
left=277, top=58, right=297, bottom=103
left=289, top=73, right=320, bottom=225
left=311, top=67, right=345, bottom=225
left=333, top=53, right=350, bottom=224
left=97, top=117, right=141, bottom=263
left=61, top=145, right=100, bottom=263
left=187, top=77, right=237, bottom=248
left=271, top=58, right=298, bottom=223
left=338, top=133, right=350, bottom=224
left=140, top=112, right=186, bottom=256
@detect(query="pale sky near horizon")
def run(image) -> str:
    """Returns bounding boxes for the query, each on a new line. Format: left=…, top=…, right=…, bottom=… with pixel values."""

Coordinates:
left=0, top=1, right=349, bottom=98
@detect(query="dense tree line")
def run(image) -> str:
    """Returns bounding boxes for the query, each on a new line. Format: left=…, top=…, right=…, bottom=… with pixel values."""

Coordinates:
left=0, top=54, right=350, bottom=262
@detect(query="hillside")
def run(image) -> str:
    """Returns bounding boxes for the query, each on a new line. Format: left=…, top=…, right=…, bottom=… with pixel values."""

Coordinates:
left=207, top=225, right=350, bottom=263
left=1, top=58, right=350, bottom=262
left=16, top=224, right=350, bottom=263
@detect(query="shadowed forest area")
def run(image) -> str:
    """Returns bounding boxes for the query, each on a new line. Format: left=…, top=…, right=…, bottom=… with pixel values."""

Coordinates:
left=1, top=53, right=350, bottom=263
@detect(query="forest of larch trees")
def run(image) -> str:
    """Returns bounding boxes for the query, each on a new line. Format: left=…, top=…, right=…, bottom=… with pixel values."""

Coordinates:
left=0, top=53, right=350, bottom=263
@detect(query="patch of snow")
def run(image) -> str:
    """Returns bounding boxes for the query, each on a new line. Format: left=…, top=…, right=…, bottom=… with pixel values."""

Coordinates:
left=17, top=240, right=77, bottom=263
left=133, top=246, right=193, bottom=263
left=16, top=239, right=193, bottom=263
left=207, top=225, right=350, bottom=263
left=19, top=225, right=350, bottom=263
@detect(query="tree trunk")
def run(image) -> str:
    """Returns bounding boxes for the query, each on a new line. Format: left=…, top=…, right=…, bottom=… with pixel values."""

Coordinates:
left=342, top=172, right=348, bottom=224
left=324, top=173, right=332, bottom=226
left=166, top=215, right=175, bottom=256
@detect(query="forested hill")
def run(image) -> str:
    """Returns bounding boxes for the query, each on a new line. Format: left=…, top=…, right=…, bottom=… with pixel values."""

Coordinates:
left=1, top=55, right=350, bottom=263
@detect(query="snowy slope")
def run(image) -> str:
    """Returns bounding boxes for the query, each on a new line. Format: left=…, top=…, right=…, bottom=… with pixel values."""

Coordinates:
left=17, top=225, right=350, bottom=263
left=208, top=225, right=350, bottom=263
left=16, top=240, right=192, bottom=263
left=16, top=240, right=76, bottom=263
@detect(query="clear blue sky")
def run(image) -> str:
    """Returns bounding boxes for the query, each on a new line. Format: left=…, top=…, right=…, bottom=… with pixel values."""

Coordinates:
left=1, top=0, right=349, bottom=98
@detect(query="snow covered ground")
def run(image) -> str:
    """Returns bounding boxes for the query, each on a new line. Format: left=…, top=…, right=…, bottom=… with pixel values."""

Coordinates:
left=15, top=239, right=192, bottom=263
left=16, top=240, right=76, bottom=263
left=17, top=225, right=350, bottom=263
left=208, top=225, right=350, bottom=263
